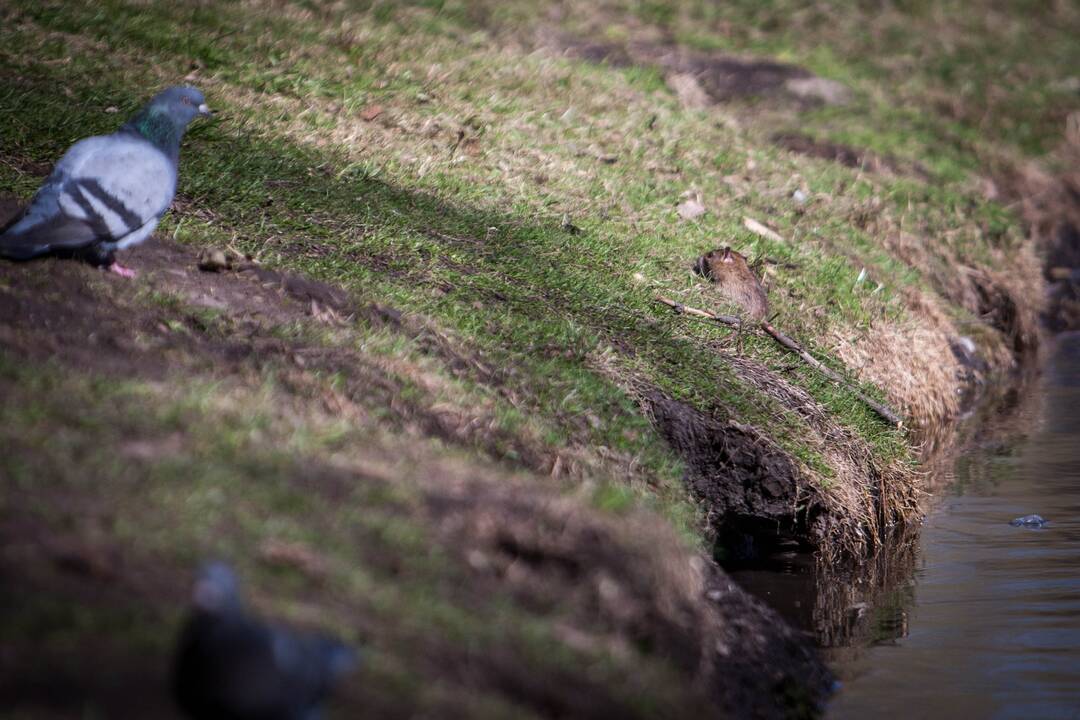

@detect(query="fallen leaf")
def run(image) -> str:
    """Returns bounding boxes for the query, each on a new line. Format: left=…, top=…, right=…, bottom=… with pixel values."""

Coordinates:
left=784, top=77, right=851, bottom=106
left=359, top=104, right=384, bottom=122
left=677, top=198, right=707, bottom=221
left=666, top=72, right=710, bottom=110
left=259, top=539, right=327, bottom=579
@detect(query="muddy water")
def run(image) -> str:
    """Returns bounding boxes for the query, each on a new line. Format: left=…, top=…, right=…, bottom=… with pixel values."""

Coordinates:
left=736, top=332, right=1080, bottom=718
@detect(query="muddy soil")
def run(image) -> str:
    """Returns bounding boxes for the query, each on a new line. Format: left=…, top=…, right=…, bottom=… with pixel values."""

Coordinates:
left=771, top=133, right=931, bottom=180
left=647, top=393, right=827, bottom=558
left=549, top=34, right=846, bottom=108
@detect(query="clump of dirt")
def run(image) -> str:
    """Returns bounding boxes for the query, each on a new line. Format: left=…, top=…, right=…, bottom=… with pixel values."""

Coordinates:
left=646, top=392, right=824, bottom=557
left=545, top=32, right=849, bottom=108
left=427, top=477, right=832, bottom=719
left=772, top=132, right=931, bottom=180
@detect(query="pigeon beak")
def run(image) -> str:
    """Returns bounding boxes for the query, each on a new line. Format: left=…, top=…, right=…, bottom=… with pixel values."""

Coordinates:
left=198, top=103, right=212, bottom=117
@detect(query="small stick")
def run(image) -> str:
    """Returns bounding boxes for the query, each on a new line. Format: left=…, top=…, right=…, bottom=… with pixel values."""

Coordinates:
left=743, top=216, right=785, bottom=244
left=656, top=295, right=904, bottom=427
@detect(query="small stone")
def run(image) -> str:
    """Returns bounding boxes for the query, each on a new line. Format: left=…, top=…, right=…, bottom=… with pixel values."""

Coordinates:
left=561, top=213, right=581, bottom=235
left=197, top=248, right=231, bottom=272
left=467, top=550, right=490, bottom=571
left=1010, top=514, right=1047, bottom=528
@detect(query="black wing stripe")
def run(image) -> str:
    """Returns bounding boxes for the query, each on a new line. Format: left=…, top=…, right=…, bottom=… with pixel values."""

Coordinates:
left=78, top=178, right=144, bottom=234
left=67, top=182, right=114, bottom=239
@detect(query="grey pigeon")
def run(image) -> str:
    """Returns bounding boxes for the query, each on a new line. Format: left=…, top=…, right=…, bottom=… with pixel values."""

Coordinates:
left=0, top=86, right=210, bottom=277
left=173, top=562, right=357, bottom=720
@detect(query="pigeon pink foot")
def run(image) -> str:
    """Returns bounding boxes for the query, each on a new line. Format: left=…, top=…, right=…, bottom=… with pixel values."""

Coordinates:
left=107, top=261, right=137, bottom=278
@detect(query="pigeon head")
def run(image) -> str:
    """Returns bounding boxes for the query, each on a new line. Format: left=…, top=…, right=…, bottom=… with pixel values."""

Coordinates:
left=124, top=86, right=211, bottom=156
left=192, top=561, right=243, bottom=614
left=153, top=86, right=212, bottom=123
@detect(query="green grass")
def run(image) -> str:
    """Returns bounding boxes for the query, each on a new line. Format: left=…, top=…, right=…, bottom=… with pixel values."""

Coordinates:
left=1, top=0, right=1059, bottom=531
left=0, top=0, right=914, bottom=463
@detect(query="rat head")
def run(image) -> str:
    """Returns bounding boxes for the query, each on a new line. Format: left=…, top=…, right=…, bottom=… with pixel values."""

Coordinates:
left=191, top=561, right=242, bottom=614
left=693, top=246, right=743, bottom=279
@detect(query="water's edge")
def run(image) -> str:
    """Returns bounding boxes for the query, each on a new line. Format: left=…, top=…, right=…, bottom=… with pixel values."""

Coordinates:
left=733, top=332, right=1080, bottom=718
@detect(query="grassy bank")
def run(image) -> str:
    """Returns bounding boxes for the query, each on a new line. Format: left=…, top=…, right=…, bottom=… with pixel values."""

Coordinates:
left=1, top=0, right=1076, bottom=717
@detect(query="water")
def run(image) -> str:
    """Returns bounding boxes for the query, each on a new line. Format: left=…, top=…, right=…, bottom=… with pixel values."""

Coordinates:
left=739, top=333, right=1080, bottom=719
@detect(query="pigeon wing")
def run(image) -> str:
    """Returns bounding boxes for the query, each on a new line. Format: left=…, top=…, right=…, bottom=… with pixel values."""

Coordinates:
left=272, top=629, right=356, bottom=717
left=0, top=134, right=176, bottom=258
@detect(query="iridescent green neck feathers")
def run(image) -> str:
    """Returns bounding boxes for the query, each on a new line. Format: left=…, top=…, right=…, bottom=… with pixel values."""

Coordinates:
left=125, top=107, right=183, bottom=157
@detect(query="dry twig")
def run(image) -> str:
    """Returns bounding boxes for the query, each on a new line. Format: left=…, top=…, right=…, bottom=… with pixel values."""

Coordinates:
left=655, top=295, right=904, bottom=427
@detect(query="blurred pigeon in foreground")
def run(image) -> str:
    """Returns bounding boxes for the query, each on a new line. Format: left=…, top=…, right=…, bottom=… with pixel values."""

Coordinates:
left=0, top=86, right=210, bottom=278
left=173, top=562, right=357, bottom=720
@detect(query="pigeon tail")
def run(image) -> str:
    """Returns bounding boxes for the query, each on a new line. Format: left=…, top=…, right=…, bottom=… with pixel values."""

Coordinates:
left=0, top=207, right=26, bottom=235
left=0, top=240, right=49, bottom=261
left=0, top=223, right=52, bottom=260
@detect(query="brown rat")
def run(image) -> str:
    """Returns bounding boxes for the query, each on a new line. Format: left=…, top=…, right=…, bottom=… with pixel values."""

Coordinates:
left=693, top=246, right=769, bottom=321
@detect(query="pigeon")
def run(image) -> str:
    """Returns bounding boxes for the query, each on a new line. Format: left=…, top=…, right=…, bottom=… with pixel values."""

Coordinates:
left=0, top=86, right=211, bottom=278
left=173, top=561, right=357, bottom=720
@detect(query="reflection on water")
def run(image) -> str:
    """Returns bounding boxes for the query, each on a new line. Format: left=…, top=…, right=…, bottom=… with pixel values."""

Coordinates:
left=730, top=534, right=919, bottom=651
left=736, top=333, right=1080, bottom=719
